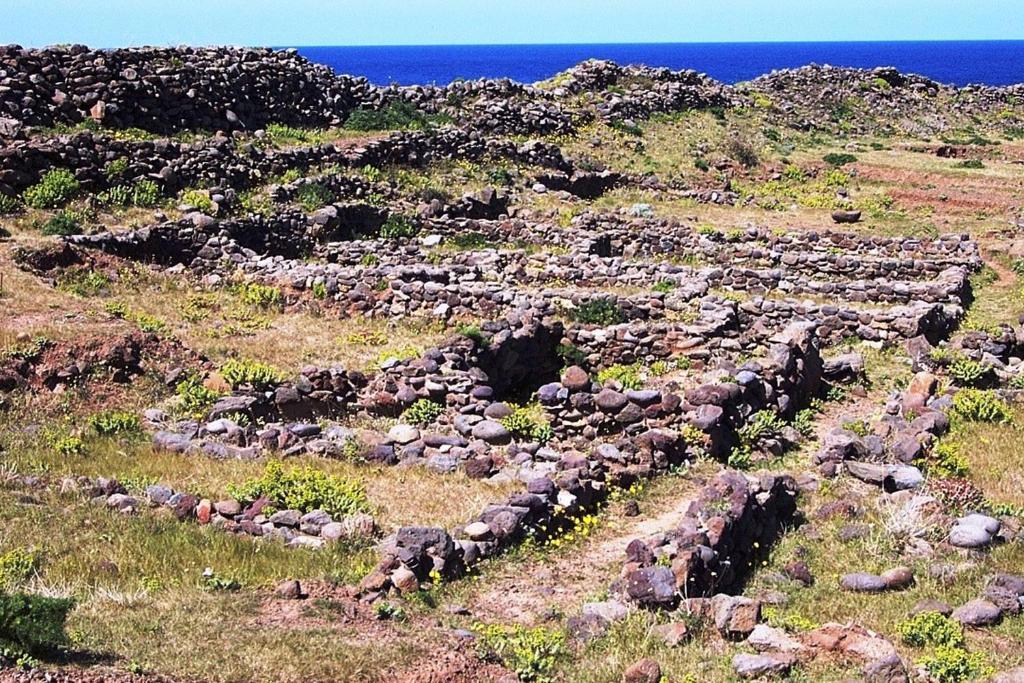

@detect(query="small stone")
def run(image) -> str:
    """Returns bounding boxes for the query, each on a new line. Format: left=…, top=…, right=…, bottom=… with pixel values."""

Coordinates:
left=651, top=621, right=690, bottom=647
left=388, top=424, right=421, bottom=445
left=732, top=653, right=794, bottom=678
left=274, top=579, right=303, bottom=600
left=840, top=572, right=887, bottom=593
left=881, top=566, right=914, bottom=590
left=952, top=599, right=1002, bottom=626
left=391, top=567, right=420, bottom=594
left=464, top=521, right=493, bottom=541
left=214, top=499, right=241, bottom=517
left=622, top=658, right=661, bottom=683
left=561, top=366, right=591, bottom=391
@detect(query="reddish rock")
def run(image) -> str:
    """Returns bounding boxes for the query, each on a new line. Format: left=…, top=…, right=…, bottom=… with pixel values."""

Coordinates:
left=622, top=658, right=661, bottom=683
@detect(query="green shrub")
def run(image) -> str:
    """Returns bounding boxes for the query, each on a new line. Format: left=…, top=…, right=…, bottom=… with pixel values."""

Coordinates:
left=739, top=409, right=787, bottom=448
left=917, top=646, right=992, bottom=683
left=40, top=211, right=83, bottom=236
left=948, top=358, right=990, bottom=387
left=500, top=405, right=553, bottom=444
left=227, top=461, right=369, bottom=517
left=295, top=182, right=335, bottom=211
left=792, top=408, right=818, bottom=438
left=237, top=282, right=283, bottom=309
left=652, top=280, right=676, bottom=293
left=379, top=214, right=419, bottom=239
left=266, top=123, right=315, bottom=145
left=950, top=389, right=1013, bottom=424
left=55, top=269, right=109, bottom=296
left=176, top=373, right=222, bottom=415
left=311, top=281, right=328, bottom=300
left=0, top=194, right=21, bottom=215
left=597, top=363, right=642, bottom=390
left=401, top=399, right=444, bottom=426
left=130, top=180, right=160, bottom=207
left=132, top=312, right=165, bottom=334
left=89, top=410, right=141, bottom=436
left=360, top=253, right=381, bottom=267
left=448, top=232, right=490, bottom=250
left=457, top=324, right=486, bottom=345
left=0, top=550, right=38, bottom=589
left=475, top=623, right=566, bottom=683
left=823, top=152, right=858, bottom=167
left=953, top=159, right=985, bottom=169
left=921, top=441, right=970, bottom=478
left=571, top=299, right=625, bottom=326
left=898, top=612, right=965, bottom=648
left=344, top=101, right=434, bottom=132
left=0, top=592, right=74, bottom=658
left=104, top=157, right=129, bottom=180
left=200, top=569, right=240, bottom=592
left=52, top=436, right=84, bottom=457
left=180, top=189, right=213, bottom=213
left=693, top=158, right=710, bottom=172
left=220, top=359, right=284, bottom=390
left=23, top=169, right=80, bottom=209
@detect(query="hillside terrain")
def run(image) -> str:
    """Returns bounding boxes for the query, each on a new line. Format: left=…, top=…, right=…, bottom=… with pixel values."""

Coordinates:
left=2, top=45, right=1024, bottom=683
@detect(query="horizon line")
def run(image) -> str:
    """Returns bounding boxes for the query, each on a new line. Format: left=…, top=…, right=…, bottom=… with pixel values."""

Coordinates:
left=7, top=37, right=1024, bottom=50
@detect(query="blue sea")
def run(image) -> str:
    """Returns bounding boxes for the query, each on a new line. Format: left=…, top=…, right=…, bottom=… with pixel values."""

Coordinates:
left=292, top=41, right=1024, bottom=87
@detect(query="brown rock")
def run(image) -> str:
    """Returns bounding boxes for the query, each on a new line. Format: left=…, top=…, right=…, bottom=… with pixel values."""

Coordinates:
left=196, top=498, right=213, bottom=524
left=274, top=579, right=303, bottom=600
left=561, top=365, right=591, bottom=392
left=622, top=658, right=661, bottom=683
left=881, top=566, right=914, bottom=590
left=651, top=621, right=690, bottom=647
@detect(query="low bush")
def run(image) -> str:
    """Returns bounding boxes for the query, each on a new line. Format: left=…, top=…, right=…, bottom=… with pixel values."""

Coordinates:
left=475, top=622, right=566, bottom=683
left=0, top=592, right=74, bottom=659
left=898, top=611, right=964, bottom=648
left=379, top=214, right=419, bottom=239
left=236, top=282, right=283, bottom=309
left=0, top=549, right=38, bottom=589
left=55, top=269, right=109, bottom=297
left=0, top=194, right=21, bottom=215
left=176, top=373, right=222, bottom=415
left=917, top=646, right=992, bottom=683
left=39, top=211, right=83, bottom=236
left=220, top=358, right=285, bottom=390
left=571, top=299, right=625, bottom=326
left=401, top=399, right=445, bottom=426
left=922, top=441, right=970, bottom=478
left=100, top=180, right=160, bottom=208
left=89, top=410, right=141, bottom=436
left=344, top=100, right=435, bottom=132
left=948, top=358, right=990, bottom=387
left=23, top=169, right=80, bottom=209
left=500, top=405, right=553, bottom=444
left=52, top=435, right=84, bottom=457
left=950, top=388, right=1012, bottom=424
left=180, top=189, right=213, bottom=213
left=227, top=461, right=369, bottom=517
left=823, top=152, right=858, bottom=167
left=295, top=182, right=335, bottom=211
left=596, top=363, right=642, bottom=390
left=953, top=159, right=985, bottom=169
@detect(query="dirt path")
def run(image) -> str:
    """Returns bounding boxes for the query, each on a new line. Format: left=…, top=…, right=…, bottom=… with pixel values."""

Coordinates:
left=462, top=480, right=700, bottom=625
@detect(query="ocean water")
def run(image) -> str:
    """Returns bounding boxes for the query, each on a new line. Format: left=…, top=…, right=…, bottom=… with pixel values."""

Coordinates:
left=292, top=41, right=1024, bottom=87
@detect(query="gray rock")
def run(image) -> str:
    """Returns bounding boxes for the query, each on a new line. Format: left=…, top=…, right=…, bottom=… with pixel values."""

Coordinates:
left=952, top=599, right=1002, bottom=626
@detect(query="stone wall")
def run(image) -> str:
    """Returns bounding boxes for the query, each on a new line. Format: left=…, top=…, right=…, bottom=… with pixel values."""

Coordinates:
left=619, top=471, right=798, bottom=605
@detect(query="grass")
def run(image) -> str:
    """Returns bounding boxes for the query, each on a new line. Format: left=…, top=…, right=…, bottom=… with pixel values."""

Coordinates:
left=936, top=405, right=1024, bottom=509
left=70, top=590, right=426, bottom=682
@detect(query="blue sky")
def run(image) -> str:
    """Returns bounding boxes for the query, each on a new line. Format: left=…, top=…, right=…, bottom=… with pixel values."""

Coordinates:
left=2, top=0, right=1022, bottom=46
